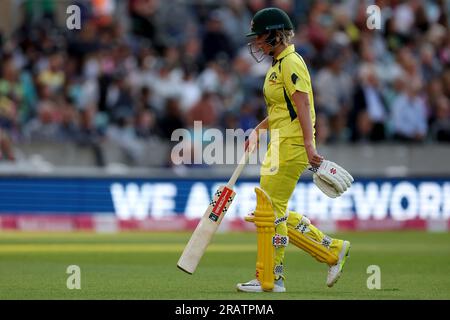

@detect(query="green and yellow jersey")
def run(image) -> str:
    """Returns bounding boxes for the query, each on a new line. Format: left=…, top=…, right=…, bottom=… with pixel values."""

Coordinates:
left=263, top=44, right=316, bottom=142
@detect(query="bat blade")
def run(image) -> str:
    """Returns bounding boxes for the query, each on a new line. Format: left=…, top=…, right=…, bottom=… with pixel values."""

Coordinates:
left=177, top=185, right=236, bottom=274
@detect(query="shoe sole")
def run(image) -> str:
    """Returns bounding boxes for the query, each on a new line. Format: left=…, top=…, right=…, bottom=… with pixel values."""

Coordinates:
left=236, top=285, right=286, bottom=293
left=327, top=240, right=351, bottom=288
left=237, top=286, right=263, bottom=293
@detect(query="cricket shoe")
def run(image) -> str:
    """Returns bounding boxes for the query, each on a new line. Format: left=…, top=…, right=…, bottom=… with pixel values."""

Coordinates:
left=327, top=240, right=351, bottom=287
left=236, top=278, right=286, bottom=293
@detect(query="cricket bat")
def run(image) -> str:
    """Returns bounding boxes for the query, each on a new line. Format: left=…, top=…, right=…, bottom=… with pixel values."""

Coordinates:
left=177, top=150, right=250, bottom=274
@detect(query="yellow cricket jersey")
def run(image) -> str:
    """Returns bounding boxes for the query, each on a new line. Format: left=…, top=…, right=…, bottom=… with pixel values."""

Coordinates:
left=263, top=44, right=316, bottom=141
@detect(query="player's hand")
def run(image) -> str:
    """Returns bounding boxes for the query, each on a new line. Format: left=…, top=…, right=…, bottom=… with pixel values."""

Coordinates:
left=311, top=160, right=354, bottom=198
left=305, top=144, right=323, bottom=167
left=245, top=130, right=259, bottom=153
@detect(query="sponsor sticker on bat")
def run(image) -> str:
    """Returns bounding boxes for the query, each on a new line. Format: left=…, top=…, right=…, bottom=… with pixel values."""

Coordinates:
left=209, top=187, right=234, bottom=222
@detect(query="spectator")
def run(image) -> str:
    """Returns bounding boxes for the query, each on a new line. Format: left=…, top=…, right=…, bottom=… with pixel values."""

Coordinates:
left=314, top=45, right=353, bottom=140
left=350, top=64, right=388, bottom=142
left=106, top=115, right=142, bottom=165
left=393, top=0, right=417, bottom=36
left=186, top=91, right=220, bottom=129
left=76, top=107, right=105, bottom=166
left=202, top=11, right=235, bottom=63
left=23, top=103, right=59, bottom=142
left=135, top=108, right=160, bottom=139
left=391, top=80, right=428, bottom=142
left=159, top=98, right=184, bottom=140
left=420, top=44, right=442, bottom=83
left=57, top=98, right=79, bottom=142
left=68, top=20, right=100, bottom=65
left=128, top=0, right=164, bottom=52
left=180, top=37, right=205, bottom=73
left=155, top=0, right=196, bottom=47
left=22, top=0, right=57, bottom=26
left=430, top=96, right=450, bottom=142
left=0, top=0, right=447, bottom=168
left=0, top=96, right=16, bottom=161
left=38, top=51, right=65, bottom=95
left=216, top=0, right=253, bottom=51
left=0, top=58, right=27, bottom=122
left=147, top=62, right=183, bottom=113
left=178, top=69, right=202, bottom=114
left=0, top=127, right=15, bottom=161
left=426, top=76, right=446, bottom=122
left=105, top=72, right=135, bottom=122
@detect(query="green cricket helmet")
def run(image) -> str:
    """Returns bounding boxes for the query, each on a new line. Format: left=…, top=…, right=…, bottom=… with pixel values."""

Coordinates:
left=246, top=7, right=294, bottom=38
left=246, top=7, right=294, bottom=62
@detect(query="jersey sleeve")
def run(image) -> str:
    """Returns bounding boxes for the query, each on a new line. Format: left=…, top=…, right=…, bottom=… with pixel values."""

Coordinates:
left=281, top=55, right=311, bottom=96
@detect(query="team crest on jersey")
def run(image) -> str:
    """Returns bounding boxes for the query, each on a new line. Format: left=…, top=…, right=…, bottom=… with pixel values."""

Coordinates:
left=269, top=72, right=277, bottom=84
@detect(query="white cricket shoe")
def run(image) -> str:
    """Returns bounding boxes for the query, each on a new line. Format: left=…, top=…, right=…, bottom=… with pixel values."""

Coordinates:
left=236, top=278, right=286, bottom=293
left=327, top=240, right=351, bottom=287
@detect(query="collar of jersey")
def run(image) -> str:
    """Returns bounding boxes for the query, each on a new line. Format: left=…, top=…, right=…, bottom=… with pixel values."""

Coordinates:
left=273, top=44, right=295, bottom=64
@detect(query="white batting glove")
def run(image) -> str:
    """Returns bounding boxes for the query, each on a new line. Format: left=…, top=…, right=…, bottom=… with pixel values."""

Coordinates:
left=312, top=174, right=341, bottom=198
left=310, top=160, right=354, bottom=198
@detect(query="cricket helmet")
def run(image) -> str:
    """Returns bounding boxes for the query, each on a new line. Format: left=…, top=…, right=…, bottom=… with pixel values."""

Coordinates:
left=246, top=7, right=294, bottom=38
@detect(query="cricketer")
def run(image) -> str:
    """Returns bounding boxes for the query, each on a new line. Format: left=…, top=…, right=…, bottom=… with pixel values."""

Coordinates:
left=238, top=7, right=353, bottom=293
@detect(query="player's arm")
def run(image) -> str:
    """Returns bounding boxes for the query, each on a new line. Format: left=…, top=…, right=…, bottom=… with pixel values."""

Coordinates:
left=254, top=116, right=268, bottom=134
left=292, top=91, right=323, bottom=167
left=281, top=56, right=323, bottom=167
left=245, top=117, right=268, bottom=152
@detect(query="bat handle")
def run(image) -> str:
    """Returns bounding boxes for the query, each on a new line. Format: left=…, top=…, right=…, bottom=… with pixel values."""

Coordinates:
left=226, top=150, right=250, bottom=188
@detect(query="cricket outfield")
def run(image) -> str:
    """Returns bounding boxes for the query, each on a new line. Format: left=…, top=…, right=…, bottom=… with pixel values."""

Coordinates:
left=0, top=231, right=449, bottom=300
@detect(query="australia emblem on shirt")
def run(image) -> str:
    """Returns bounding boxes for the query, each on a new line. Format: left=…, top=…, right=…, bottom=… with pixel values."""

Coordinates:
left=269, top=72, right=277, bottom=84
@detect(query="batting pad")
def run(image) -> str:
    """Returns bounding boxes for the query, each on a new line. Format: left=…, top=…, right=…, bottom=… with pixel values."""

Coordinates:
left=254, top=187, right=276, bottom=292
left=287, top=212, right=339, bottom=266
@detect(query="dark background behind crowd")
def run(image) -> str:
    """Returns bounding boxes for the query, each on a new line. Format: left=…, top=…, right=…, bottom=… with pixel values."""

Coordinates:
left=0, top=0, right=449, bottom=165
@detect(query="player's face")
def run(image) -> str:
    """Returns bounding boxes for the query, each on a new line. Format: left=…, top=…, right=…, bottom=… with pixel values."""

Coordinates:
left=254, top=34, right=272, bottom=54
left=248, top=33, right=271, bottom=63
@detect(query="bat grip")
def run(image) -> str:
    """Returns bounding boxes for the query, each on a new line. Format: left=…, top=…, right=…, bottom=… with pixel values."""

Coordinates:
left=226, top=150, right=249, bottom=188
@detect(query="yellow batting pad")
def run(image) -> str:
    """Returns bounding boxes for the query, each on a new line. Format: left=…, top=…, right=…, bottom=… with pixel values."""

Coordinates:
left=287, top=212, right=339, bottom=266
left=253, top=187, right=276, bottom=292
left=244, top=214, right=255, bottom=223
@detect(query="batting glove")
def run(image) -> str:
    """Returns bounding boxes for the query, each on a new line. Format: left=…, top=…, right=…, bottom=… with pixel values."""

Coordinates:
left=309, top=160, right=354, bottom=198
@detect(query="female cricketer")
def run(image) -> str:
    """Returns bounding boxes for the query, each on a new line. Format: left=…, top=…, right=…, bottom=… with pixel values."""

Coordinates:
left=237, top=7, right=351, bottom=293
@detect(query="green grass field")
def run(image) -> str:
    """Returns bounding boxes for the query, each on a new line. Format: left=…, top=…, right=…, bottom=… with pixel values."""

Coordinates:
left=0, top=231, right=449, bottom=300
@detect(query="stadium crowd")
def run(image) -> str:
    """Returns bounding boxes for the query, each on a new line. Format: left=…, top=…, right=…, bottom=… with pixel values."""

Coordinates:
left=0, top=0, right=449, bottom=165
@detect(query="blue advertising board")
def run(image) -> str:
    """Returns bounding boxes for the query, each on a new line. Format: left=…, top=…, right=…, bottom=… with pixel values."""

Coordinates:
left=0, top=177, right=449, bottom=221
